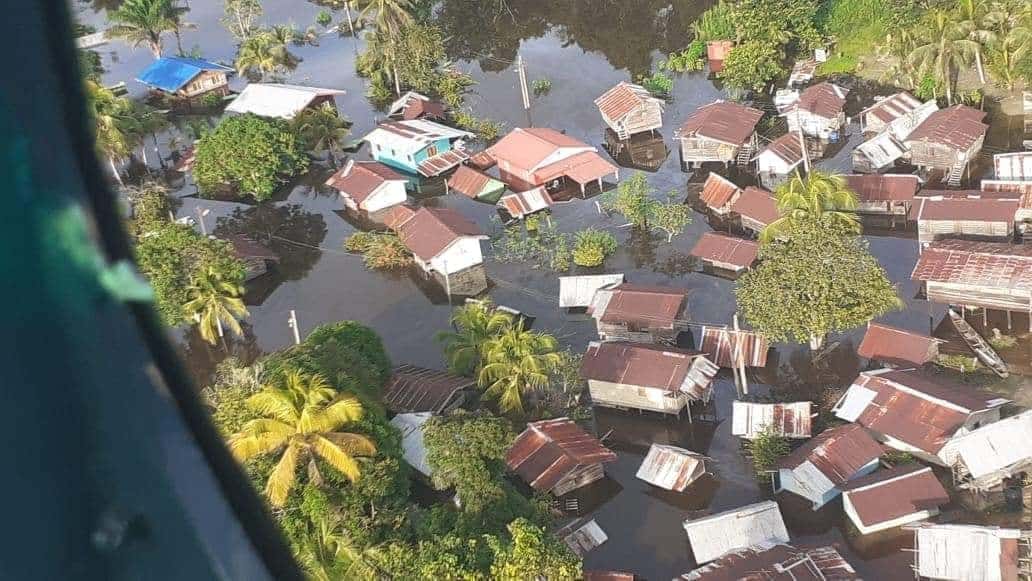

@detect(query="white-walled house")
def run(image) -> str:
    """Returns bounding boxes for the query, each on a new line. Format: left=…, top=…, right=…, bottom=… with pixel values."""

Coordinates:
left=840, top=464, right=949, bottom=535
left=386, top=206, right=487, bottom=276
left=775, top=424, right=882, bottom=510
left=325, top=160, right=408, bottom=213
left=783, top=82, right=848, bottom=140
left=753, top=133, right=804, bottom=179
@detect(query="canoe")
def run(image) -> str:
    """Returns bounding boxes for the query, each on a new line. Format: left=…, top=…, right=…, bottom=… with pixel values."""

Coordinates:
left=948, top=309, right=1009, bottom=378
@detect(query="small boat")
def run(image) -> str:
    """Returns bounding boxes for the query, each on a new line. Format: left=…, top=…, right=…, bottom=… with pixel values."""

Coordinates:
left=948, top=309, right=1009, bottom=378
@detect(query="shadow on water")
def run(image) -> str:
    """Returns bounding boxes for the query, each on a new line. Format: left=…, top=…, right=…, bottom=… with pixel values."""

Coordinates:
left=214, top=203, right=328, bottom=282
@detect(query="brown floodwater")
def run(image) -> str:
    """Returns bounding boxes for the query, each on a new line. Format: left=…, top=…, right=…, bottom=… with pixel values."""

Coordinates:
left=76, top=0, right=1031, bottom=577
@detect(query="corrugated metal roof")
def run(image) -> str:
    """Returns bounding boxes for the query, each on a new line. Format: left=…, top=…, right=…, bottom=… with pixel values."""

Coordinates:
left=486, top=127, right=596, bottom=174
left=558, top=273, right=625, bottom=308
left=389, top=412, right=433, bottom=477
left=943, top=409, right=1032, bottom=485
left=844, top=174, right=920, bottom=202
left=499, top=187, right=553, bottom=218
left=382, top=364, right=475, bottom=414
left=561, top=152, right=620, bottom=185
left=636, top=443, right=706, bottom=491
left=136, top=56, right=231, bottom=92
left=689, top=233, right=759, bottom=269
left=447, top=164, right=504, bottom=199
left=595, top=81, right=663, bottom=123
left=226, top=83, right=345, bottom=119
left=390, top=206, right=486, bottom=262
left=732, top=401, right=812, bottom=439
left=387, top=91, right=446, bottom=120
left=364, top=119, right=473, bottom=157
left=557, top=518, right=608, bottom=557
left=677, top=101, right=764, bottom=146
left=588, top=283, right=688, bottom=331
left=860, top=91, right=923, bottom=125
left=416, top=146, right=471, bottom=177
left=505, top=418, right=617, bottom=493
left=681, top=544, right=859, bottom=580
left=912, top=196, right=1019, bottom=222
left=581, top=341, right=717, bottom=400
left=682, top=501, right=790, bottom=564
left=325, top=160, right=406, bottom=204
left=699, top=327, right=769, bottom=368
left=731, top=187, right=780, bottom=226
left=911, top=239, right=1032, bottom=292
left=853, top=131, right=908, bottom=169
left=790, top=82, right=848, bottom=119
left=700, top=172, right=741, bottom=210
left=754, top=133, right=805, bottom=166
left=857, top=322, right=943, bottom=366
left=779, top=424, right=882, bottom=487
left=915, top=524, right=1021, bottom=581
left=995, top=152, right=1032, bottom=181
left=906, top=104, right=988, bottom=152
left=841, top=464, right=949, bottom=529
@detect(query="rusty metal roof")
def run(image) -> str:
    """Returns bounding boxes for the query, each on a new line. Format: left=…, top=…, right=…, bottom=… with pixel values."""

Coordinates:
left=912, top=196, right=1019, bottom=222
left=225, top=234, right=278, bottom=262
left=636, top=443, right=706, bottom=491
left=581, top=341, right=717, bottom=400
left=844, top=174, right=920, bottom=202
left=700, top=326, right=769, bottom=368
left=911, top=239, right=1032, bottom=291
left=595, top=81, right=662, bottom=122
left=417, top=146, right=470, bottom=177
left=857, top=322, right=943, bottom=366
left=682, top=501, right=790, bottom=565
left=681, top=544, right=858, bottom=580
left=860, top=91, right=923, bottom=125
left=584, top=571, right=635, bottom=581
left=700, top=172, right=741, bottom=210
left=325, top=160, right=405, bottom=203
left=500, top=187, right=553, bottom=218
left=677, top=101, right=764, bottom=146
left=506, top=417, right=617, bottom=492
left=906, top=104, right=988, bottom=152
left=732, top=401, right=812, bottom=439
left=588, top=283, right=688, bottom=330
left=446, top=164, right=499, bottom=198
left=731, top=187, right=780, bottom=226
left=841, top=464, right=949, bottom=530
left=390, top=206, right=486, bottom=261
left=792, top=82, right=848, bottom=119
left=755, top=133, right=805, bottom=166
left=690, top=233, right=759, bottom=269
left=778, top=424, right=883, bottom=486
left=382, top=364, right=475, bottom=414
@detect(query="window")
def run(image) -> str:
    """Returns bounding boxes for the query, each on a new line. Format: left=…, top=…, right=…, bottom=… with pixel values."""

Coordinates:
left=425, top=144, right=438, bottom=157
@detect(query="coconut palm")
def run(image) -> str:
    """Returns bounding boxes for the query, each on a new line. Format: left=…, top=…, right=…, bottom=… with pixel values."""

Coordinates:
left=956, top=0, right=994, bottom=84
left=87, top=82, right=141, bottom=186
left=358, top=0, right=415, bottom=39
left=982, top=1, right=1031, bottom=90
left=229, top=370, right=376, bottom=507
left=908, top=11, right=979, bottom=105
left=235, top=29, right=298, bottom=80
left=478, top=325, right=562, bottom=415
left=296, top=517, right=381, bottom=581
left=183, top=267, right=249, bottom=345
left=761, top=171, right=859, bottom=243
left=291, top=104, right=351, bottom=165
left=436, top=301, right=514, bottom=376
left=107, top=0, right=189, bottom=58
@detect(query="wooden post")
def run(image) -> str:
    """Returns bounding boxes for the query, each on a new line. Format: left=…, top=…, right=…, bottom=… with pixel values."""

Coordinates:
left=1007, top=309, right=1012, bottom=330
left=516, top=54, right=530, bottom=112
left=734, top=314, right=748, bottom=395
left=983, top=308, right=988, bottom=328
left=344, top=1, right=355, bottom=36
left=288, top=310, right=301, bottom=345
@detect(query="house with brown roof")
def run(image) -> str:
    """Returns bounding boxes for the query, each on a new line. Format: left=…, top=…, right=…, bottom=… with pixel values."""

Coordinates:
left=698, top=172, right=742, bottom=215
left=595, top=81, right=664, bottom=140
left=581, top=341, right=719, bottom=416
left=857, top=322, right=944, bottom=367
left=587, top=283, right=690, bottom=343
left=753, top=133, right=805, bottom=181
left=445, top=164, right=505, bottom=203
left=681, top=544, right=859, bottom=580
left=485, top=127, right=618, bottom=195
left=853, top=98, right=938, bottom=173
left=859, top=91, right=924, bottom=135
left=784, top=82, right=849, bottom=140
left=844, top=174, right=920, bottom=216
left=386, top=206, right=488, bottom=277
left=636, top=443, right=706, bottom=491
left=387, top=91, right=446, bottom=121
left=841, top=464, right=949, bottom=535
left=689, top=232, right=759, bottom=274
left=904, top=104, right=988, bottom=180
left=675, top=101, right=764, bottom=169
left=225, top=235, right=279, bottom=281
left=912, top=192, right=1020, bottom=244
left=382, top=364, right=474, bottom=414
left=833, top=368, right=1009, bottom=465
left=731, top=186, right=780, bottom=235
left=505, top=417, right=617, bottom=496
left=775, top=423, right=883, bottom=509
left=499, top=186, right=553, bottom=219
left=911, top=239, right=1032, bottom=324
left=325, top=160, right=409, bottom=213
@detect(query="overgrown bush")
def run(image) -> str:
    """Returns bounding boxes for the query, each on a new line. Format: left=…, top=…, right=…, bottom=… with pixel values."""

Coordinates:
left=572, top=228, right=618, bottom=267
left=344, top=232, right=412, bottom=270
left=532, top=78, right=552, bottom=95
left=989, top=329, right=1018, bottom=351
left=638, top=70, right=674, bottom=98
left=492, top=220, right=570, bottom=271
left=316, top=10, right=332, bottom=27
left=718, top=41, right=785, bottom=93
left=343, top=231, right=378, bottom=253
left=746, top=427, right=790, bottom=484
left=452, top=110, right=503, bottom=142
left=692, top=0, right=736, bottom=41
left=662, top=40, right=706, bottom=73
left=199, top=91, right=224, bottom=109
left=935, top=353, right=982, bottom=373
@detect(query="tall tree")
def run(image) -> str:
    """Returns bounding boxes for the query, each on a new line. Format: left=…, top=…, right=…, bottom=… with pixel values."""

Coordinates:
left=107, top=0, right=188, bottom=58
left=982, top=1, right=1031, bottom=90
left=908, top=11, right=979, bottom=105
left=87, top=82, right=141, bottom=186
left=229, top=370, right=376, bottom=507
left=488, top=518, right=581, bottom=581
left=291, top=103, right=351, bottom=165
left=436, top=301, right=513, bottom=376
left=478, top=325, right=562, bottom=415
left=601, top=171, right=658, bottom=229
left=761, top=171, right=859, bottom=243
left=295, top=516, right=381, bottom=581
left=957, top=0, right=992, bottom=84
left=358, top=0, right=415, bottom=39
left=183, top=266, right=250, bottom=345
left=235, top=28, right=298, bottom=80
left=222, top=0, right=264, bottom=41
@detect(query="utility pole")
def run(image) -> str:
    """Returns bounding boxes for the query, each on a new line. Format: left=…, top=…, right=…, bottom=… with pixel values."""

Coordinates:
left=343, top=1, right=355, bottom=36
left=516, top=54, right=531, bottom=125
left=733, top=314, right=748, bottom=396
left=288, top=309, right=301, bottom=345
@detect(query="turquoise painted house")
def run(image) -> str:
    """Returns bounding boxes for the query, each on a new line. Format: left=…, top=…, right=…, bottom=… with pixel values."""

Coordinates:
left=362, top=120, right=473, bottom=177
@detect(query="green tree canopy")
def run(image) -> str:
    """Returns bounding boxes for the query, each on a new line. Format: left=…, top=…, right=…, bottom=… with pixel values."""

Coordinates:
left=192, top=114, right=308, bottom=201
left=422, top=411, right=515, bottom=513
left=718, top=41, right=785, bottom=93
left=762, top=170, right=859, bottom=243
left=736, top=222, right=901, bottom=349
left=489, top=518, right=581, bottom=581
left=478, top=326, right=562, bottom=416
left=107, top=0, right=188, bottom=57
left=437, top=300, right=514, bottom=376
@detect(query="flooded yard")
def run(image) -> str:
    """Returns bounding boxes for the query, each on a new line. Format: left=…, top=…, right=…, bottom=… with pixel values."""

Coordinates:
left=77, top=0, right=1032, bottom=577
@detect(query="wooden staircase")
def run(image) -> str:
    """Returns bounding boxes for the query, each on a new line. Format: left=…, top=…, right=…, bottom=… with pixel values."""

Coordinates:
left=736, top=145, right=754, bottom=167
left=946, top=161, right=965, bottom=187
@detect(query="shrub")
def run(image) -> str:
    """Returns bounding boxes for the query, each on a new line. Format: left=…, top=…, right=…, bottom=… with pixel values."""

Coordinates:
left=692, top=0, right=735, bottom=41
left=662, top=41, right=706, bottom=73
left=531, top=78, right=552, bottom=96
left=452, top=110, right=503, bottom=142
left=492, top=220, right=571, bottom=272
left=935, top=353, right=982, bottom=373
left=345, top=232, right=411, bottom=270
left=344, top=231, right=378, bottom=252
left=572, top=229, right=618, bottom=267
left=199, top=91, right=224, bottom=109
left=638, top=71, right=674, bottom=98
left=316, top=10, right=332, bottom=27
left=718, top=41, right=785, bottom=93
left=747, top=427, right=790, bottom=484
left=988, top=328, right=1017, bottom=351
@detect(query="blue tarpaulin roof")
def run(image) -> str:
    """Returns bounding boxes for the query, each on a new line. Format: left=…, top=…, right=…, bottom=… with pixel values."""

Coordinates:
left=136, top=57, right=232, bottom=92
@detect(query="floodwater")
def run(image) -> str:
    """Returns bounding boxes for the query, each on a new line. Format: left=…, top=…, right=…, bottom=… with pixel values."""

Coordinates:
left=76, top=0, right=1031, bottom=578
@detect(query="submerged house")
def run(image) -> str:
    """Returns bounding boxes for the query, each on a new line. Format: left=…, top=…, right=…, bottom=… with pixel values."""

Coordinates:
left=675, top=101, right=764, bottom=169
left=731, top=401, right=812, bottom=440
left=386, top=206, right=487, bottom=278
left=387, top=91, right=446, bottom=121
left=689, top=232, right=759, bottom=274
left=859, top=91, right=924, bottom=135
left=445, top=164, right=505, bottom=203
left=775, top=423, right=883, bottom=510
left=389, top=412, right=434, bottom=478
left=843, top=174, right=921, bottom=216
left=363, top=120, right=474, bottom=177
left=698, top=172, right=742, bottom=216
left=840, top=464, right=950, bottom=535
left=938, top=409, right=1032, bottom=492
left=136, top=56, right=233, bottom=98
left=325, top=160, right=408, bottom=213
left=557, top=518, right=608, bottom=558
left=594, top=81, right=665, bottom=140
left=857, top=322, right=943, bottom=367
left=485, top=127, right=618, bottom=194
left=995, top=151, right=1032, bottom=182
left=904, top=104, right=988, bottom=182
left=911, top=239, right=1032, bottom=328
left=783, top=82, right=849, bottom=140
left=852, top=131, right=909, bottom=174
left=910, top=523, right=1024, bottom=581
left=226, top=83, right=345, bottom=119
left=682, top=501, right=790, bottom=564
left=699, top=326, right=770, bottom=369
left=226, top=235, right=279, bottom=281
left=636, top=444, right=706, bottom=492
left=853, top=97, right=938, bottom=173
left=587, top=283, right=689, bottom=343
left=681, top=544, right=858, bottom=580
left=912, top=193, right=1019, bottom=244
left=505, top=417, right=617, bottom=496
left=580, top=341, right=719, bottom=416
left=731, top=186, right=780, bottom=235
left=753, top=133, right=805, bottom=181
left=833, top=368, right=1009, bottom=465
left=499, top=187, right=554, bottom=219
left=558, top=273, right=625, bottom=312
left=382, top=364, right=475, bottom=414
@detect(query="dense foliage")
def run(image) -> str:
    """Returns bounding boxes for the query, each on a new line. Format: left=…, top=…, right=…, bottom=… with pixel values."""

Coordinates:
left=422, top=411, right=515, bottom=513
left=192, top=114, right=308, bottom=200
left=718, top=41, right=785, bottom=92
left=572, top=228, right=618, bottom=267
left=345, top=231, right=413, bottom=270
left=746, top=427, right=790, bottom=483
left=602, top=172, right=691, bottom=241
left=692, top=0, right=736, bottom=41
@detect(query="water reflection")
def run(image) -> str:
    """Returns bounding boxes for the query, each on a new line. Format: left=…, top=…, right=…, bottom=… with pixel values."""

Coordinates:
left=214, top=203, right=328, bottom=281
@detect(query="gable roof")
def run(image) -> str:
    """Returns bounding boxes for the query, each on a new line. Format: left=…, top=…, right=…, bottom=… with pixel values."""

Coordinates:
left=677, top=101, right=764, bottom=146
left=681, top=544, right=859, bottom=580
left=778, top=424, right=883, bottom=486
left=581, top=341, right=718, bottom=400
left=792, top=82, right=848, bottom=119
left=912, top=196, right=1019, bottom=223
left=505, top=417, right=617, bottom=492
left=732, top=401, right=812, bottom=439
left=595, top=81, right=663, bottom=122
left=857, top=322, right=944, bottom=366
left=853, top=132, right=908, bottom=169
left=364, top=119, right=474, bottom=156
left=844, top=174, right=920, bottom=202
left=389, top=206, right=486, bottom=261
left=486, top=127, right=595, bottom=172
left=382, top=364, right=474, bottom=414
left=841, top=464, right=949, bottom=528
left=755, top=133, right=805, bottom=167
left=226, top=83, right=345, bottom=119
left=636, top=443, right=706, bottom=491
left=689, top=232, right=759, bottom=269
left=446, top=164, right=504, bottom=199
left=911, top=239, right=1032, bottom=291
left=588, top=283, right=688, bottom=330
left=700, top=172, right=742, bottom=209
left=731, top=187, right=780, bottom=226
left=860, top=91, right=923, bottom=125
left=682, top=501, right=790, bottom=564
left=906, top=104, right=988, bottom=151
left=500, top=187, right=554, bottom=218
left=136, top=56, right=232, bottom=92
left=325, top=161, right=406, bottom=204
left=387, top=91, right=446, bottom=120
left=944, top=409, right=1032, bottom=485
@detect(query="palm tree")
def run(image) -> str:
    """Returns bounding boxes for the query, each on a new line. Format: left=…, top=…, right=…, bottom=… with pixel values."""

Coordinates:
left=291, top=104, right=351, bottom=165
left=982, top=1, right=1031, bottom=90
left=957, top=0, right=993, bottom=84
left=87, top=82, right=141, bottom=186
left=478, top=325, right=561, bottom=415
left=436, top=301, right=513, bottom=376
left=908, top=11, right=979, bottom=105
left=229, top=370, right=376, bottom=507
left=358, top=0, right=415, bottom=39
left=107, top=0, right=188, bottom=58
left=183, top=267, right=249, bottom=345
left=761, top=171, right=859, bottom=243
left=235, top=29, right=298, bottom=80
left=296, top=517, right=381, bottom=580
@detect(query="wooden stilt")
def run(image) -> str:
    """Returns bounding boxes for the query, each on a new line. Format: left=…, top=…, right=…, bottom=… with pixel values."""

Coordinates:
left=983, top=308, right=988, bottom=328
left=1007, top=309, right=1012, bottom=330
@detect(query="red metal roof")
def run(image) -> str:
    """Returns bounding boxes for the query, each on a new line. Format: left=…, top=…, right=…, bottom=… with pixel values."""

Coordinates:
left=677, top=101, right=764, bottom=146
left=732, top=401, right=813, bottom=439
left=778, top=424, right=883, bottom=486
left=682, top=544, right=858, bottom=580
left=417, top=146, right=470, bottom=177
left=400, top=96, right=446, bottom=121
left=390, top=206, right=485, bottom=261
left=794, top=82, right=848, bottom=119
left=559, top=151, right=619, bottom=185
left=581, top=341, right=716, bottom=395
left=500, top=187, right=553, bottom=218
left=911, top=239, right=1032, bottom=291
left=700, top=326, right=769, bottom=368
left=757, top=133, right=805, bottom=165
left=857, top=322, right=943, bottom=366
left=844, top=174, right=920, bottom=202
left=486, top=127, right=593, bottom=173
left=841, top=464, right=949, bottom=528
left=906, top=104, right=988, bottom=152
left=690, top=232, right=759, bottom=269
left=595, top=81, right=657, bottom=122
left=383, top=204, right=417, bottom=229
left=325, top=161, right=405, bottom=204
left=912, top=197, right=1019, bottom=222
left=505, top=418, right=617, bottom=493
left=591, top=283, right=688, bottom=330
left=447, top=164, right=495, bottom=198
left=860, top=91, right=923, bottom=125
left=467, top=150, right=497, bottom=170
left=382, top=364, right=475, bottom=413
left=700, top=172, right=741, bottom=209
left=731, top=187, right=780, bottom=226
